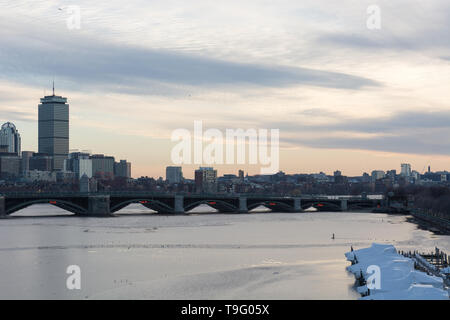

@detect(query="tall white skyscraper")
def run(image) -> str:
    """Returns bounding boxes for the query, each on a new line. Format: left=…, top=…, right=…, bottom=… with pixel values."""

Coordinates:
left=38, top=84, right=69, bottom=171
left=0, top=122, right=21, bottom=155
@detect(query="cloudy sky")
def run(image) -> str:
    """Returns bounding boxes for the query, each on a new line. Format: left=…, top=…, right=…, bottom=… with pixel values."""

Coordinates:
left=1, top=0, right=450, bottom=178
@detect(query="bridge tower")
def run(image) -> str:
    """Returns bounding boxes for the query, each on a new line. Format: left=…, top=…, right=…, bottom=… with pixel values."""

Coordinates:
left=294, top=197, right=302, bottom=212
left=0, top=195, right=5, bottom=217
left=340, top=199, right=348, bottom=211
left=87, top=195, right=112, bottom=216
left=239, top=197, right=248, bottom=213
left=174, top=195, right=185, bottom=214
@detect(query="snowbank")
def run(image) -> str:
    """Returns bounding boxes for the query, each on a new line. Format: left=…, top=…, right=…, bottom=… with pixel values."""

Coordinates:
left=345, top=243, right=449, bottom=300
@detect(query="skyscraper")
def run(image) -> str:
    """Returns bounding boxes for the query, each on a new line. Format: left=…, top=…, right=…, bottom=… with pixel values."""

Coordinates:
left=400, top=163, right=411, bottom=177
left=166, top=166, right=183, bottom=184
left=38, top=85, right=69, bottom=171
left=90, top=154, right=115, bottom=179
left=64, top=152, right=92, bottom=179
left=0, top=122, right=21, bottom=155
left=115, top=160, right=132, bottom=178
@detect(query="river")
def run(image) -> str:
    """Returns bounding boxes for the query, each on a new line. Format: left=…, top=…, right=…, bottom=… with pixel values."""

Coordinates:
left=0, top=204, right=449, bottom=299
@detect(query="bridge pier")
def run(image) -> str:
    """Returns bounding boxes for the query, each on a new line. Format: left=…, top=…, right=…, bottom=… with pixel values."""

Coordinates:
left=294, top=198, right=302, bottom=212
left=239, top=197, right=248, bottom=213
left=0, top=196, right=5, bottom=218
left=340, top=199, right=348, bottom=212
left=87, top=195, right=112, bottom=216
left=174, top=195, right=185, bottom=214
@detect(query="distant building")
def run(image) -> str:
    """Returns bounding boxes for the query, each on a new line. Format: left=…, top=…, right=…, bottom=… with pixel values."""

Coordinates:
left=334, top=175, right=348, bottom=184
left=238, top=170, right=244, bottom=181
left=401, top=163, right=412, bottom=177
left=21, top=151, right=34, bottom=173
left=90, top=154, right=115, bottom=179
left=0, top=152, right=21, bottom=179
left=195, top=167, right=217, bottom=193
left=0, top=122, right=21, bottom=156
left=386, top=170, right=397, bottom=182
left=334, top=170, right=342, bottom=177
left=29, top=153, right=53, bottom=172
left=79, top=174, right=97, bottom=192
left=166, top=166, right=183, bottom=184
left=115, top=160, right=131, bottom=178
left=38, top=88, right=69, bottom=171
left=79, top=174, right=90, bottom=192
left=362, top=172, right=371, bottom=183
left=56, top=170, right=76, bottom=183
left=371, top=170, right=385, bottom=182
left=22, top=170, right=56, bottom=183
left=64, top=152, right=92, bottom=179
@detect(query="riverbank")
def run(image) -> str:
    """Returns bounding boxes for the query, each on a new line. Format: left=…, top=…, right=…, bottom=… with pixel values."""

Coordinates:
left=409, top=210, right=450, bottom=235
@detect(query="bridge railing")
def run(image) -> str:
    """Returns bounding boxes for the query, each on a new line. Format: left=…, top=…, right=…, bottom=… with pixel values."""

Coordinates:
left=0, top=191, right=384, bottom=200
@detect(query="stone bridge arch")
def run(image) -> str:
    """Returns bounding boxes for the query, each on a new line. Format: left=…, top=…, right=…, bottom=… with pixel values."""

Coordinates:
left=5, top=198, right=87, bottom=215
left=183, top=199, right=239, bottom=213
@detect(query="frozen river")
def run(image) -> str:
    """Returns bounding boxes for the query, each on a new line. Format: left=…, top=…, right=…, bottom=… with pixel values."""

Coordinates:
left=0, top=204, right=449, bottom=299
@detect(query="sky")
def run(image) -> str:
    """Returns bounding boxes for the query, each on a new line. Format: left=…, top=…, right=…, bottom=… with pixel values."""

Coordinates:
left=1, top=0, right=450, bottom=178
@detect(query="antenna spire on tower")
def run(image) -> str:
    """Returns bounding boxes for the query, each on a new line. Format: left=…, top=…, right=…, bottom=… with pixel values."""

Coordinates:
left=52, top=80, right=55, bottom=96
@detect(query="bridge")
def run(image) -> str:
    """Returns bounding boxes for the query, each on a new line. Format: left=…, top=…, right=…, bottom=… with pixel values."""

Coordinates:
left=0, top=192, right=384, bottom=217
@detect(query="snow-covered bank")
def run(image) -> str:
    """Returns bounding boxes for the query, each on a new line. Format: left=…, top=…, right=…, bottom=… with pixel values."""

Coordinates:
left=345, top=243, right=449, bottom=300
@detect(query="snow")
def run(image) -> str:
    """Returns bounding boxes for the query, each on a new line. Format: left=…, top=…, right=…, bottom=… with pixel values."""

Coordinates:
left=346, top=243, right=449, bottom=300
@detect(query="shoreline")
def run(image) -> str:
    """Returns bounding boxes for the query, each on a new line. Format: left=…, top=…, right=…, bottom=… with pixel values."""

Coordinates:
left=408, top=210, right=450, bottom=235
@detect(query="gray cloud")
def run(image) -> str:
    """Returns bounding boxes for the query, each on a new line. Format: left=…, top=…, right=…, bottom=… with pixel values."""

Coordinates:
left=284, top=133, right=450, bottom=156
left=0, top=34, right=379, bottom=94
left=268, top=111, right=450, bottom=133
left=0, top=110, right=36, bottom=122
left=265, top=110, right=450, bottom=156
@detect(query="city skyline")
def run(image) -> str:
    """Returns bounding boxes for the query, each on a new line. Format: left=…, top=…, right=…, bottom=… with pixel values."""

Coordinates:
left=0, top=117, right=444, bottom=180
left=2, top=1, right=450, bottom=178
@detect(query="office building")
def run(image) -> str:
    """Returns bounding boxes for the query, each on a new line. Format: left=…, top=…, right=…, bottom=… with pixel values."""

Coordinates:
left=166, top=166, right=183, bottom=184
left=90, top=154, right=115, bottom=179
left=0, top=122, right=21, bottom=156
left=29, top=153, right=53, bottom=172
left=38, top=86, right=69, bottom=171
left=195, top=167, right=217, bottom=193
left=371, top=170, right=385, bottom=182
left=0, top=152, right=21, bottom=179
left=115, top=160, right=132, bottom=178
left=64, top=152, right=92, bottom=179
left=21, top=151, right=34, bottom=173
left=401, top=163, right=412, bottom=177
